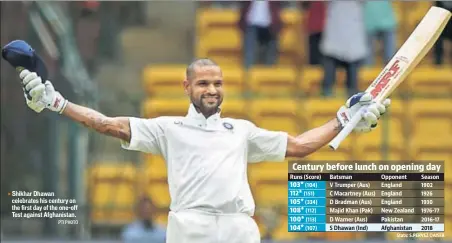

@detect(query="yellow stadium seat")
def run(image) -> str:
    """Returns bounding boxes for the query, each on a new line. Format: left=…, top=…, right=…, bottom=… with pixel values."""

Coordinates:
left=145, top=155, right=167, bottom=179
left=142, top=98, right=189, bottom=118
left=196, top=28, right=242, bottom=66
left=446, top=159, right=452, bottom=184
left=142, top=65, right=186, bottom=97
left=410, top=145, right=452, bottom=164
left=391, top=3, right=407, bottom=49
left=299, top=66, right=346, bottom=96
left=299, top=66, right=323, bottom=95
left=220, top=66, right=245, bottom=95
left=303, top=98, right=354, bottom=160
left=248, top=98, right=301, bottom=181
left=355, top=99, right=408, bottom=161
left=302, top=98, right=346, bottom=131
left=358, top=67, right=380, bottom=91
left=88, top=163, right=138, bottom=224
left=407, top=99, right=452, bottom=148
left=220, top=98, right=249, bottom=119
left=249, top=168, right=289, bottom=185
left=406, top=67, right=452, bottom=96
left=404, top=2, right=433, bottom=31
left=391, top=1, right=404, bottom=25
left=281, top=9, right=302, bottom=28
left=445, top=187, right=452, bottom=209
left=250, top=98, right=302, bottom=134
left=407, top=99, right=452, bottom=174
left=147, top=181, right=171, bottom=209
left=279, top=9, right=302, bottom=66
left=248, top=66, right=298, bottom=96
left=446, top=216, right=452, bottom=239
left=196, top=9, right=239, bottom=36
left=154, top=211, right=169, bottom=227
left=279, top=28, right=300, bottom=66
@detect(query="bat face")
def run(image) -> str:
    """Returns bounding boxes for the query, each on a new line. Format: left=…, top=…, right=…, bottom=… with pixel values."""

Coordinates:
left=369, top=59, right=402, bottom=98
left=367, top=57, right=408, bottom=99
left=364, top=6, right=451, bottom=102
left=328, top=6, right=451, bottom=150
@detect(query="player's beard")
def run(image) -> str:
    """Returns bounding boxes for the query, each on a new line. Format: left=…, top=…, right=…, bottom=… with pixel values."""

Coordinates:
left=192, top=94, right=222, bottom=117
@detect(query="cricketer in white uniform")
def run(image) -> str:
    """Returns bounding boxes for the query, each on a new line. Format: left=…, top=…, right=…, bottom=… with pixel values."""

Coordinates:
left=18, top=58, right=390, bottom=243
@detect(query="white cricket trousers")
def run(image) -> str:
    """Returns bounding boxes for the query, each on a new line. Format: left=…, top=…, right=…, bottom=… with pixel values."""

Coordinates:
left=166, top=210, right=261, bottom=243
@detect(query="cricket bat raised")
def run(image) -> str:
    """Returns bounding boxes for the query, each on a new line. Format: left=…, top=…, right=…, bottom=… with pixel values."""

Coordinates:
left=329, top=6, right=451, bottom=150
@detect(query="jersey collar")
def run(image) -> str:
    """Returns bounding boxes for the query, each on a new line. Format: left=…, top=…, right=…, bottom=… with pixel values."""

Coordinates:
left=186, top=103, right=222, bottom=126
left=187, top=103, right=221, bottom=119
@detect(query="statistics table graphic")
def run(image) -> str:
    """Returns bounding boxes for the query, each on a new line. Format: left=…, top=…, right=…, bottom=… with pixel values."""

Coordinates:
left=287, top=161, right=444, bottom=233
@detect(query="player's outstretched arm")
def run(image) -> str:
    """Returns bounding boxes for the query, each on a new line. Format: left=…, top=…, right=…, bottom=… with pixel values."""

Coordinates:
left=286, top=118, right=342, bottom=158
left=62, top=102, right=131, bottom=142
left=19, top=69, right=131, bottom=142
left=286, top=93, right=390, bottom=158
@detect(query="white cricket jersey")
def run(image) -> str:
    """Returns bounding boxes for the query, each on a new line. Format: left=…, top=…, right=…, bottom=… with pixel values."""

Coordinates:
left=121, top=104, right=288, bottom=216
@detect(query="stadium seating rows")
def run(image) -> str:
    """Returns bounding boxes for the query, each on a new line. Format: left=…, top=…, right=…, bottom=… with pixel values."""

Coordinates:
left=195, top=8, right=305, bottom=66
left=88, top=97, right=452, bottom=240
left=87, top=163, right=141, bottom=225
left=195, top=2, right=451, bottom=68
left=142, top=65, right=452, bottom=98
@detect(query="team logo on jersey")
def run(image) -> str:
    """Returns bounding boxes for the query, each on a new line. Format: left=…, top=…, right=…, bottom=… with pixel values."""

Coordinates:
left=223, top=122, right=233, bottom=130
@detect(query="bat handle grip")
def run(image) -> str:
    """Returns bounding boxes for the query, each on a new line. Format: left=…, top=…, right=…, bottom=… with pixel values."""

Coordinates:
left=328, top=106, right=365, bottom=150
